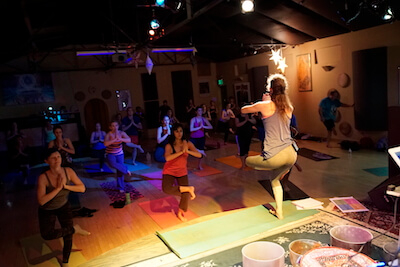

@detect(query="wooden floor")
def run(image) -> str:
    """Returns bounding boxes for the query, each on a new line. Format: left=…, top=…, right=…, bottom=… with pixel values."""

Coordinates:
left=0, top=136, right=389, bottom=266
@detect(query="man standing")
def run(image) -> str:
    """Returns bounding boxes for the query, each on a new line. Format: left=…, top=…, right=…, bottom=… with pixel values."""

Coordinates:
left=319, top=89, right=353, bottom=148
left=122, top=107, right=143, bottom=165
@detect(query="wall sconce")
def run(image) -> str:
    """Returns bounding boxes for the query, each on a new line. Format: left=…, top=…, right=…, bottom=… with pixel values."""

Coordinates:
left=322, top=65, right=335, bottom=72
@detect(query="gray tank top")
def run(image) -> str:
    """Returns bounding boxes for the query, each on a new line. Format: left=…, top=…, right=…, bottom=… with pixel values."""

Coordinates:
left=40, top=168, right=71, bottom=210
left=262, top=111, right=293, bottom=159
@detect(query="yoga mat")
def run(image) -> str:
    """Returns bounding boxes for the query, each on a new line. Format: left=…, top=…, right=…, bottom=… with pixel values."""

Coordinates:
left=139, top=196, right=199, bottom=228
left=84, top=163, right=113, bottom=174
left=258, top=179, right=309, bottom=200
left=123, top=160, right=150, bottom=172
left=298, top=148, right=338, bottom=161
left=363, top=167, right=388, bottom=177
left=100, top=181, right=144, bottom=203
left=141, top=170, right=163, bottom=191
left=215, top=151, right=260, bottom=169
left=157, top=201, right=319, bottom=258
left=20, top=234, right=86, bottom=267
left=187, top=160, right=222, bottom=177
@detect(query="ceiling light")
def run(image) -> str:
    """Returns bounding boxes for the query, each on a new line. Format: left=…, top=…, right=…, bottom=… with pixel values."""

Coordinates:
left=150, top=18, right=160, bottom=29
left=241, top=0, right=254, bottom=13
left=155, top=0, right=165, bottom=7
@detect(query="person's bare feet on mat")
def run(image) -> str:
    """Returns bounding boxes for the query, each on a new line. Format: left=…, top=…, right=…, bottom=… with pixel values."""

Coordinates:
left=264, top=203, right=283, bottom=220
left=177, top=209, right=187, bottom=222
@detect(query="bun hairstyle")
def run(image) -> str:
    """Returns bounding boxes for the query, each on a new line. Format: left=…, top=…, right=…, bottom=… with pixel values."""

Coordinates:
left=265, top=73, right=289, bottom=96
left=265, top=73, right=293, bottom=119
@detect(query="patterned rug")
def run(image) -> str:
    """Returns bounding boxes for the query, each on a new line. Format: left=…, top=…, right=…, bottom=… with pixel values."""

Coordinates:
left=333, top=201, right=400, bottom=236
left=99, top=181, right=144, bottom=203
left=168, top=220, right=385, bottom=267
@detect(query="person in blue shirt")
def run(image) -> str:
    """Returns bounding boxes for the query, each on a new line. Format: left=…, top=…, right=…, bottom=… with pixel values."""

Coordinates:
left=318, top=89, right=353, bottom=148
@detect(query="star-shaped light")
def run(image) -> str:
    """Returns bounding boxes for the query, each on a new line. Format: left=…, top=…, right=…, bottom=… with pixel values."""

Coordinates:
left=277, top=57, right=288, bottom=73
left=269, top=48, right=282, bottom=65
left=126, top=51, right=143, bottom=69
left=145, top=55, right=154, bottom=75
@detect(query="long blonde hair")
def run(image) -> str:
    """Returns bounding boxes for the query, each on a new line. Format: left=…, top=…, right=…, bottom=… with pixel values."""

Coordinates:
left=266, top=74, right=293, bottom=120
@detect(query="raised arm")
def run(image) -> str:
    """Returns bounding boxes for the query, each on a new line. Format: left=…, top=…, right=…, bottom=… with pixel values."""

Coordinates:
left=186, top=141, right=202, bottom=158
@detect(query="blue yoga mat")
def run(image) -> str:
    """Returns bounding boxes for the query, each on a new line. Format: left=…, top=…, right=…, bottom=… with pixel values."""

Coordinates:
left=124, top=160, right=150, bottom=171
left=157, top=201, right=319, bottom=258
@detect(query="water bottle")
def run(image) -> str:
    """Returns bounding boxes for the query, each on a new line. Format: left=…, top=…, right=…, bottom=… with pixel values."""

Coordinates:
left=125, top=192, right=131, bottom=204
left=146, top=152, right=151, bottom=163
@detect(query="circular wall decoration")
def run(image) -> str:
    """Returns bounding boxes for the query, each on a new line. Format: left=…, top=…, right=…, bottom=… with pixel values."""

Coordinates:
left=335, top=110, right=342, bottom=123
left=339, top=122, right=352, bottom=137
left=338, top=73, right=350, bottom=88
left=74, top=91, right=86, bottom=102
left=101, top=89, right=112, bottom=100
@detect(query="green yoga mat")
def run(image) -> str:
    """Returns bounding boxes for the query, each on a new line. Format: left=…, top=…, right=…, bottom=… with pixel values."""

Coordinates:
left=363, top=167, right=388, bottom=177
left=156, top=201, right=319, bottom=258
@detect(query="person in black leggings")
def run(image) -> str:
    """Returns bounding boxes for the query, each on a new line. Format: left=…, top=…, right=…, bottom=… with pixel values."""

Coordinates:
left=37, top=148, right=90, bottom=266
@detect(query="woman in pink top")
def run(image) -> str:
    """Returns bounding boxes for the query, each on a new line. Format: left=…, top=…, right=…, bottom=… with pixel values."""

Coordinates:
left=163, top=123, right=202, bottom=221
left=189, top=106, right=212, bottom=170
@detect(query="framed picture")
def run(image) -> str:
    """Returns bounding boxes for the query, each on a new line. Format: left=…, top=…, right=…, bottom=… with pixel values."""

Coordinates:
left=296, top=53, right=312, bottom=92
left=1, top=73, right=55, bottom=105
left=234, top=82, right=250, bottom=106
left=199, top=81, right=210, bottom=96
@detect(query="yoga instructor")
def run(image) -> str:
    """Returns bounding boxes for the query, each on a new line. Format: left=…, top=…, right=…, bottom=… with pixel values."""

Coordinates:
left=241, top=73, right=297, bottom=220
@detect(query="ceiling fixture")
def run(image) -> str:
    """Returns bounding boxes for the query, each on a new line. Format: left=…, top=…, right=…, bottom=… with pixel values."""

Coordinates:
left=155, top=0, right=165, bottom=8
left=151, top=47, right=197, bottom=53
left=382, top=6, right=394, bottom=21
left=76, top=50, right=127, bottom=56
left=241, top=0, right=254, bottom=13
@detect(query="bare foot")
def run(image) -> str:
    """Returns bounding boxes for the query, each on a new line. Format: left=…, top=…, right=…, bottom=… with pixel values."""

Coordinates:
left=177, top=209, right=188, bottom=222
left=127, top=170, right=132, bottom=176
left=74, top=224, right=90, bottom=236
left=269, top=209, right=284, bottom=220
left=180, top=186, right=196, bottom=200
left=198, top=166, right=204, bottom=171
left=138, top=146, right=144, bottom=153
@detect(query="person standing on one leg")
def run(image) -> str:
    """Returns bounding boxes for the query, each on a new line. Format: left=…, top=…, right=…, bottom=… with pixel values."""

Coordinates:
left=242, top=74, right=297, bottom=220
left=90, top=123, right=106, bottom=171
left=122, top=107, right=143, bottom=165
left=162, top=123, right=202, bottom=222
left=235, top=108, right=256, bottom=169
left=190, top=106, right=213, bottom=170
left=104, top=121, right=131, bottom=193
left=319, top=89, right=354, bottom=148
left=37, top=148, right=90, bottom=267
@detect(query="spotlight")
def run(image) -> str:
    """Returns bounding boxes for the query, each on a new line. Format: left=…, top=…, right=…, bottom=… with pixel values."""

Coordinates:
left=149, top=29, right=156, bottom=36
left=155, top=0, right=165, bottom=7
left=241, top=0, right=254, bottom=13
left=150, top=18, right=160, bottom=29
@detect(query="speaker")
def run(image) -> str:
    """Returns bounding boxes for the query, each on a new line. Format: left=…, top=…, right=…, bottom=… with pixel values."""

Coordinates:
left=368, top=174, right=400, bottom=211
